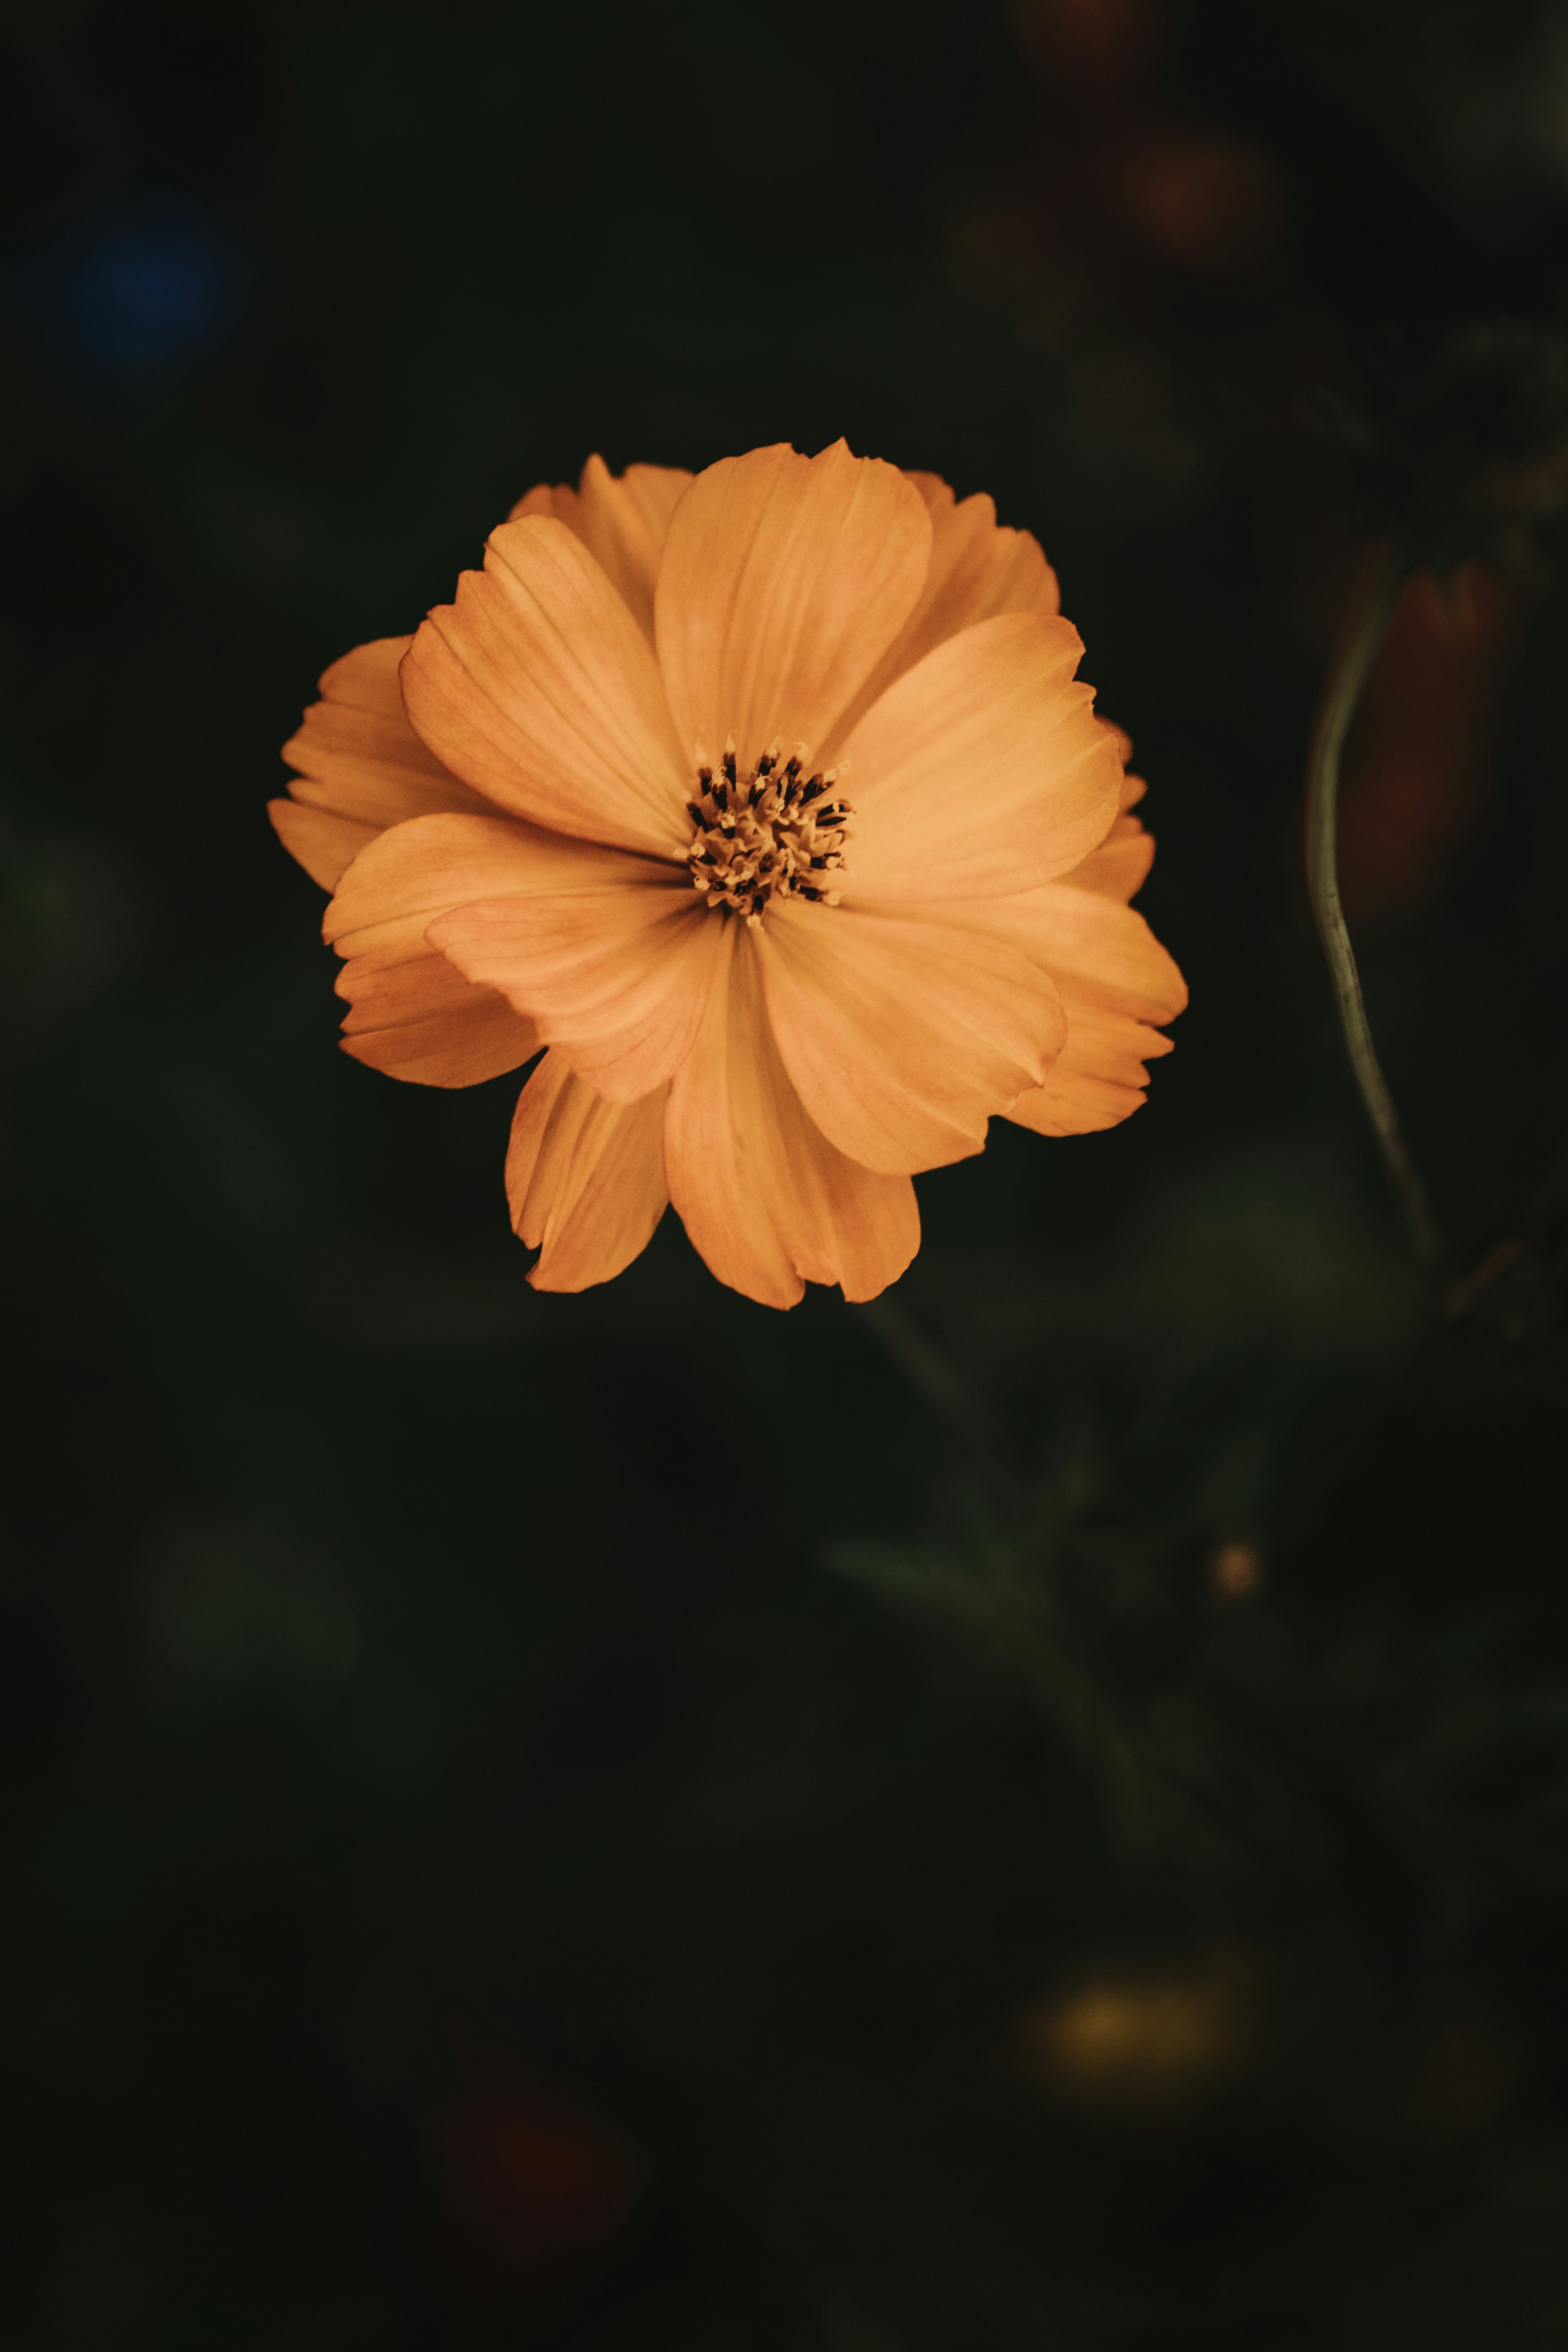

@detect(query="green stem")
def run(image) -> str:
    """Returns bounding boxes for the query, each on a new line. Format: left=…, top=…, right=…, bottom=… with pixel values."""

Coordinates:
left=1305, top=544, right=1444, bottom=1270
left=852, top=1295, right=1011, bottom=1478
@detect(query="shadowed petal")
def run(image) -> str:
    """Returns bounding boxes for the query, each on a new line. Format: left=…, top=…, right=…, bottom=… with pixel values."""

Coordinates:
left=506, top=1050, right=670, bottom=1291
left=665, top=926, right=919, bottom=1307
left=325, top=811, right=651, bottom=1090
left=655, top=441, right=931, bottom=772
left=842, top=613, right=1123, bottom=902
left=758, top=899, right=1067, bottom=1174
left=401, top=516, right=693, bottom=856
left=337, top=947, right=538, bottom=1088
left=272, top=635, right=496, bottom=889
left=325, top=811, right=654, bottom=961
left=1055, top=748, right=1155, bottom=901
left=430, top=878, right=725, bottom=1102
left=269, top=800, right=379, bottom=893
left=512, top=457, right=693, bottom=645
left=832, top=474, right=1062, bottom=745
left=1061, top=813, right=1156, bottom=902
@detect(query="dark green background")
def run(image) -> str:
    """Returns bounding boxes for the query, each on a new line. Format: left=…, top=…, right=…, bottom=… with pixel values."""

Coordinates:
left=6, top=1, right=1568, bottom=2343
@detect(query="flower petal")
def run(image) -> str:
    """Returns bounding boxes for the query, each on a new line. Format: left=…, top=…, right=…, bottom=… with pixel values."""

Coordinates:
left=511, top=456, right=693, bottom=645
left=665, top=926, right=919, bottom=1307
left=654, top=440, right=932, bottom=772
left=324, top=811, right=649, bottom=1091
left=401, top=516, right=693, bottom=857
left=832, top=473, right=1061, bottom=742
left=1003, top=989, right=1175, bottom=1136
left=429, top=878, right=724, bottom=1103
left=272, top=635, right=495, bottom=889
left=1062, top=811, right=1155, bottom=902
left=842, top=612, right=1123, bottom=903
left=325, top=811, right=650, bottom=961
left=337, top=947, right=538, bottom=1087
left=506, top=1049, right=669, bottom=1291
left=1051, top=736, right=1155, bottom=899
left=953, top=877, right=1187, bottom=1025
left=758, top=899, right=1067, bottom=1174
left=269, top=800, right=378, bottom=893
left=944, top=879, right=1187, bottom=1138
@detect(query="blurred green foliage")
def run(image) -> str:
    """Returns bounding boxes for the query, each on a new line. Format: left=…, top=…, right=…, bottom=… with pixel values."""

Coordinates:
left=5, top=0, right=1568, bottom=2344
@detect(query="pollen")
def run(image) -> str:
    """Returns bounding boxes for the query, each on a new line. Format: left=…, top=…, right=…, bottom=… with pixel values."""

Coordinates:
left=685, top=736, right=853, bottom=925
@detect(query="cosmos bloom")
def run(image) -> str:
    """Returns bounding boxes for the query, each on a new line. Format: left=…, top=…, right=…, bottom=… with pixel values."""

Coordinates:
left=271, top=443, right=1185, bottom=1308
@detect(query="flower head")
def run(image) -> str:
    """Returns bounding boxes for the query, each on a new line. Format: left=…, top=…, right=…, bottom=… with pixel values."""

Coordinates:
left=271, top=443, right=1185, bottom=1307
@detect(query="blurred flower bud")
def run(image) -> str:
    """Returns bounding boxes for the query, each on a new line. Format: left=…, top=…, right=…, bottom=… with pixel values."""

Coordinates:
left=1337, top=561, right=1535, bottom=932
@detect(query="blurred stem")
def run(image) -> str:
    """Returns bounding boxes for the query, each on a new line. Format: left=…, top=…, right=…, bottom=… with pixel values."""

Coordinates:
left=1016, top=1628, right=1154, bottom=1853
left=966, top=1557, right=1163, bottom=1856
left=848, top=1301, right=1154, bottom=1843
left=1305, top=543, right=1444, bottom=1270
left=854, top=1296, right=1012, bottom=1482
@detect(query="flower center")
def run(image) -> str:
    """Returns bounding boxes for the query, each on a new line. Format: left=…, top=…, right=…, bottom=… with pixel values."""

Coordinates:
left=685, top=738, right=853, bottom=926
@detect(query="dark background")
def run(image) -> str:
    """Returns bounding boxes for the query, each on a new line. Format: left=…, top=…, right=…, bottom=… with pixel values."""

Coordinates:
left=6, top=1, right=1568, bottom=2344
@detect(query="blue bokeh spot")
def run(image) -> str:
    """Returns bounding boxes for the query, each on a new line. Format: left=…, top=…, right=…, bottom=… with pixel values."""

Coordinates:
left=4, top=190, right=256, bottom=407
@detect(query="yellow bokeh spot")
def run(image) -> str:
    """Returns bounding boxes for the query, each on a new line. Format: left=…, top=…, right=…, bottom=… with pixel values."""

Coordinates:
left=1007, top=1939, right=1271, bottom=2123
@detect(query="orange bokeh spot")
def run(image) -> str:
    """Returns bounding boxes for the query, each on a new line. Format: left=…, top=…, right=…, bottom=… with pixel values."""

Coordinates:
left=1118, top=133, right=1283, bottom=277
left=1011, top=0, right=1164, bottom=87
left=437, top=2083, right=641, bottom=2275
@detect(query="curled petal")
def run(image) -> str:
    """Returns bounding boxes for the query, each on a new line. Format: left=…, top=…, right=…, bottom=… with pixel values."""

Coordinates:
left=272, top=635, right=494, bottom=889
left=511, top=456, right=693, bottom=645
left=758, top=899, right=1067, bottom=1174
left=655, top=440, right=931, bottom=772
left=665, top=926, right=919, bottom=1308
left=401, top=517, right=693, bottom=856
left=842, top=613, right=1123, bottom=902
left=1004, top=991, right=1175, bottom=1136
left=337, top=947, right=537, bottom=1088
left=430, top=879, right=724, bottom=1102
left=832, top=474, right=1061, bottom=744
left=506, top=1050, right=670, bottom=1291
left=948, top=880, right=1187, bottom=1138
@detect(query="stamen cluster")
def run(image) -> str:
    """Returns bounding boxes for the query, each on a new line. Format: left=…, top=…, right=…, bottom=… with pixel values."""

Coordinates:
left=685, top=739, right=853, bottom=926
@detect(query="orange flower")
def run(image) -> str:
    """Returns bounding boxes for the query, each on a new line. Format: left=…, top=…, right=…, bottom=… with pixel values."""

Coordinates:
left=271, top=443, right=1184, bottom=1307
